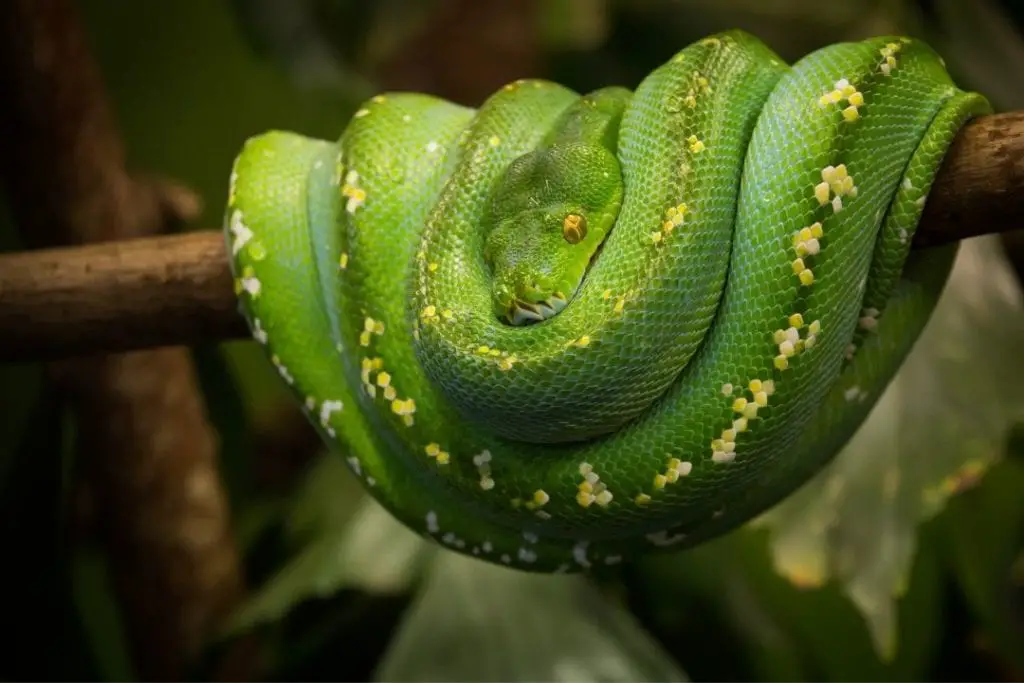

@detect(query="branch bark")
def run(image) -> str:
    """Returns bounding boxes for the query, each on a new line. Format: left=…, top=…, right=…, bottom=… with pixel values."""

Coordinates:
left=1, top=110, right=1023, bottom=362
left=0, top=0, right=253, bottom=679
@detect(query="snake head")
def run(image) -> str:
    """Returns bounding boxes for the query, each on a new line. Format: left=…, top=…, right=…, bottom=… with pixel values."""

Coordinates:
left=483, top=141, right=622, bottom=326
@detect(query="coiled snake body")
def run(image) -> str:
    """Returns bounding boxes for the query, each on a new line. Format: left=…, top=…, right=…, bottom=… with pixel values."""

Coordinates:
left=225, top=31, right=989, bottom=572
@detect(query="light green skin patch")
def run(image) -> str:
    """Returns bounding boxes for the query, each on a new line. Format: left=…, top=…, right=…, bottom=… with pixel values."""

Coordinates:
left=225, top=31, right=990, bottom=573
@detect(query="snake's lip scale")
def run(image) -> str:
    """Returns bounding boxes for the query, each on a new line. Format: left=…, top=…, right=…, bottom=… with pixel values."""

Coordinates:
left=506, top=291, right=569, bottom=325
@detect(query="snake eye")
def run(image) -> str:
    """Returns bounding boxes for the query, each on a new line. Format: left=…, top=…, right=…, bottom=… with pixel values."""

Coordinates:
left=562, top=213, right=587, bottom=244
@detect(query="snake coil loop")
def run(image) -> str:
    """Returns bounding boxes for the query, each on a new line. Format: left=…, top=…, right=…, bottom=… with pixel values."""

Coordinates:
left=225, top=30, right=989, bottom=572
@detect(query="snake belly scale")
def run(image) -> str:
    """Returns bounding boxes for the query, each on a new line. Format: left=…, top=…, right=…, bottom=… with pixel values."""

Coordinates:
left=225, top=31, right=989, bottom=572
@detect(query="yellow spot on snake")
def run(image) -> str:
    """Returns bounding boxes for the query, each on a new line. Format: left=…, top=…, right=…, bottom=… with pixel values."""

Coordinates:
left=635, top=493, right=652, bottom=505
left=577, top=462, right=612, bottom=508
left=798, top=268, right=815, bottom=286
left=488, top=135, right=501, bottom=147
left=339, top=252, right=349, bottom=269
left=879, top=42, right=901, bottom=75
left=793, top=222, right=823, bottom=256
left=425, top=442, right=450, bottom=466
left=687, top=135, right=705, bottom=153
left=342, top=170, right=367, bottom=213
left=421, top=305, right=439, bottom=323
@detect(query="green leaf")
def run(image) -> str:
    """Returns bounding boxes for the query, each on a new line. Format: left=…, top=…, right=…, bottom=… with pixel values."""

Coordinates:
left=375, top=551, right=689, bottom=682
left=632, top=525, right=944, bottom=682
left=939, top=454, right=1024, bottom=673
left=753, top=236, right=1024, bottom=659
left=224, top=454, right=429, bottom=635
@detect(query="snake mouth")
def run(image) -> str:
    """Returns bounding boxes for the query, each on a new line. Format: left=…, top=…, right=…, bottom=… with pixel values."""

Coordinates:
left=506, top=291, right=569, bottom=326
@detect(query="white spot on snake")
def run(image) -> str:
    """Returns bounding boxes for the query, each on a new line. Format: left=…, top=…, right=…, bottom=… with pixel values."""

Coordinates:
left=366, top=476, right=376, bottom=486
left=482, top=540, right=493, bottom=553
left=347, top=456, right=361, bottom=476
left=425, top=140, right=440, bottom=153
left=523, top=531, right=539, bottom=544
left=517, top=547, right=538, bottom=563
left=271, top=355, right=293, bottom=384
left=473, top=449, right=494, bottom=490
left=859, top=307, right=880, bottom=331
left=500, top=554, right=511, bottom=564
left=646, top=529, right=687, bottom=547
left=354, top=108, right=370, bottom=118
left=229, top=209, right=253, bottom=255
left=573, top=541, right=591, bottom=568
left=605, top=555, right=622, bottom=565
left=844, top=385, right=868, bottom=403
left=319, top=399, right=343, bottom=429
left=425, top=511, right=439, bottom=533
left=252, top=318, right=267, bottom=344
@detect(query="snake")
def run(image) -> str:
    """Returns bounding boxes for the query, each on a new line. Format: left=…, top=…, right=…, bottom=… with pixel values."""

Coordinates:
left=224, top=30, right=990, bottom=572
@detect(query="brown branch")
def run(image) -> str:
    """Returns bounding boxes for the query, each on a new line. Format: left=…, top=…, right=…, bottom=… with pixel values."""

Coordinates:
left=1, top=110, right=1023, bottom=362
left=0, top=0, right=253, bottom=680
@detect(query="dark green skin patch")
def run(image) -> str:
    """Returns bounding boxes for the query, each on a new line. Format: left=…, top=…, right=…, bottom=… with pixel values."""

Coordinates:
left=483, top=87, right=631, bottom=324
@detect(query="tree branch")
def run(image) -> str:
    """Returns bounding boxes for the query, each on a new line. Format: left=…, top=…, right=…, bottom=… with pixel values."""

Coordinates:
left=2, top=109, right=1022, bottom=362
left=0, top=0, right=254, bottom=679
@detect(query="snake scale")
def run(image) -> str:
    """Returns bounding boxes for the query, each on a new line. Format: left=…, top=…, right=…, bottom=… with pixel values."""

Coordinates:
left=224, top=30, right=990, bottom=572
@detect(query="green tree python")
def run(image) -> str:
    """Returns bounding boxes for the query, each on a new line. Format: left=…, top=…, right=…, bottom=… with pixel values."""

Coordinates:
left=224, top=31, right=990, bottom=572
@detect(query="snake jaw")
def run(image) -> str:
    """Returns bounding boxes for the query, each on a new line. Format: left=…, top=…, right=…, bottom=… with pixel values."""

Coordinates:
left=506, top=291, right=569, bottom=326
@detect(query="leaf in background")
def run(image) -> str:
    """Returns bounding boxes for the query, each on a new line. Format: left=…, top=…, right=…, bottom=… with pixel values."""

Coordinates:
left=224, top=454, right=430, bottom=635
left=375, top=552, right=689, bottom=683
left=938, top=453, right=1024, bottom=675
left=632, top=525, right=944, bottom=682
left=753, top=236, right=1024, bottom=659
left=226, top=0, right=440, bottom=98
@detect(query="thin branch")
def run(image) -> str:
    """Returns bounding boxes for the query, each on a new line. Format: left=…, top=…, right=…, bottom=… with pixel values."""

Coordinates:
left=0, top=0, right=254, bottom=680
left=1, top=110, right=1023, bottom=362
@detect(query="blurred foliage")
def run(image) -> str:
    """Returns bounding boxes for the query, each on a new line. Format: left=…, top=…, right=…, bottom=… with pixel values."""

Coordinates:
left=1, top=0, right=1023, bottom=680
